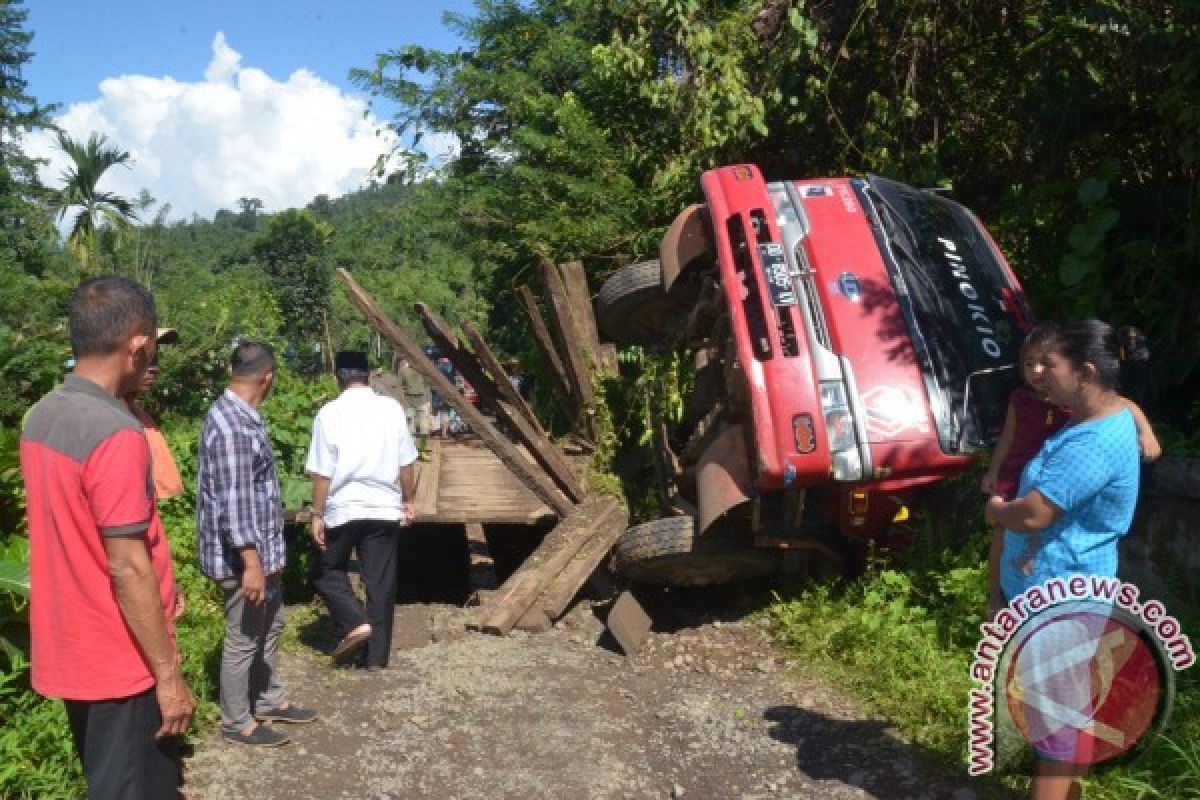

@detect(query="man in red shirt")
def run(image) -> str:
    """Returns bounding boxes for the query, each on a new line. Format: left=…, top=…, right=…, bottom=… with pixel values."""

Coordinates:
left=21, top=276, right=195, bottom=799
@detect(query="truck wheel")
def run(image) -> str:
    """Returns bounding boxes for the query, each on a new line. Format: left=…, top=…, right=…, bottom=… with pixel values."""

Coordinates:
left=613, top=516, right=777, bottom=587
left=595, top=260, right=678, bottom=346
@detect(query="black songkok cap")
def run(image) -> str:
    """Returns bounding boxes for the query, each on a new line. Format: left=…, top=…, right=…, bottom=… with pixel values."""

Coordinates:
left=335, top=350, right=369, bottom=371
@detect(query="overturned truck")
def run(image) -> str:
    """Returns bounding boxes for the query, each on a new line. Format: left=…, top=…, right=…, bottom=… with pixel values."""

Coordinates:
left=600, top=165, right=1032, bottom=586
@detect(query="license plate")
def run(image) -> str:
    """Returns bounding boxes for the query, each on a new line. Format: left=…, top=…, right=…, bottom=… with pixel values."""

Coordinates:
left=759, top=243, right=797, bottom=306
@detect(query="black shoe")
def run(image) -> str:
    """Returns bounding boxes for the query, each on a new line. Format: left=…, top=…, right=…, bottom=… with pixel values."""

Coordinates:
left=256, top=705, right=318, bottom=724
left=222, top=724, right=289, bottom=747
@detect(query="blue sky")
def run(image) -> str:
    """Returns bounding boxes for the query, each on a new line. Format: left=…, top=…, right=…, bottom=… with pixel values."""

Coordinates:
left=21, top=1, right=474, bottom=220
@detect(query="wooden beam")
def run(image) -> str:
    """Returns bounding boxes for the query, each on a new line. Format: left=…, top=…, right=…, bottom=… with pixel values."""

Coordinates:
left=336, top=268, right=572, bottom=517
left=515, top=285, right=576, bottom=422
left=460, top=319, right=584, bottom=502
left=558, top=261, right=618, bottom=375
left=411, top=438, right=442, bottom=520
left=537, top=259, right=597, bottom=440
left=417, top=304, right=582, bottom=504
left=474, top=494, right=622, bottom=635
left=558, top=262, right=598, bottom=355
left=461, top=320, right=547, bottom=446
left=535, top=501, right=629, bottom=619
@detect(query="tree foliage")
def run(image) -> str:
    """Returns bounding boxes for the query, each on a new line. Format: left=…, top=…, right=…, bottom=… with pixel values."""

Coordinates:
left=51, top=131, right=136, bottom=272
left=251, top=209, right=333, bottom=360
left=355, top=0, right=1200, bottom=408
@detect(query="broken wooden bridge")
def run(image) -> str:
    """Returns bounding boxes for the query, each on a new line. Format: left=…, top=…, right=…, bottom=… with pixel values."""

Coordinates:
left=336, top=263, right=650, bottom=652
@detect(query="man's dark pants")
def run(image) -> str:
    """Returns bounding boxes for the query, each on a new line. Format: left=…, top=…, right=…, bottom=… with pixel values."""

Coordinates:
left=313, top=518, right=400, bottom=667
left=65, top=687, right=179, bottom=800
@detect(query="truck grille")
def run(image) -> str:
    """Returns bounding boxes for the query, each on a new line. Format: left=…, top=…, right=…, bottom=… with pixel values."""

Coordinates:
left=793, top=243, right=833, bottom=352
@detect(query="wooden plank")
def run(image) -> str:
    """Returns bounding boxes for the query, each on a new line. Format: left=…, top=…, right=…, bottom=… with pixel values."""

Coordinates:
left=559, top=261, right=618, bottom=376
left=412, top=438, right=442, bottom=518
left=460, top=319, right=583, bottom=502
left=536, top=502, right=629, bottom=619
left=605, top=590, right=653, bottom=656
left=416, top=304, right=582, bottom=504
left=336, top=268, right=572, bottom=518
left=557, top=261, right=600, bottom=357
left=461, top=319, right=545, bottom=439
left=424, top=509, right=556, bottom=525
left=514, top=607, right=553, bottom=633
left=474, top=495, right=621, bottom=635
left=515, top=285, right=576, bottom=422
left=537, top=260, right=597, bottom=440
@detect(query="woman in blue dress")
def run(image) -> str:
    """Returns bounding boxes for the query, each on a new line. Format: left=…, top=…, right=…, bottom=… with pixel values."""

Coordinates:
left=985, top=319, right=1148, bottom=800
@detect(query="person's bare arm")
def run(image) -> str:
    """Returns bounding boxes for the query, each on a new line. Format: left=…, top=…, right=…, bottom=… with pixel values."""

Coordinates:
left=987, top=528, right=1006, bottom=614
left=982, top=399, right=1017, bottom=494
left=398, top=463, right=416, bottom=524
left=1121, top=397, right=1162, bottom=462
left=309, top=473, right=332, bottom=550
left=104, top=535, right=196, bottom=738
left=985, top=490, right=1061, bottom=532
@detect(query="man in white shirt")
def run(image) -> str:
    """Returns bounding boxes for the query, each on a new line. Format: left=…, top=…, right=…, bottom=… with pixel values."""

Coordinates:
left=306, top=351, right=418, bottom=668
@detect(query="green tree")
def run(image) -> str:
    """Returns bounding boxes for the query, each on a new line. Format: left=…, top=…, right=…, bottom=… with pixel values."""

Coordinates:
left=52, top=131, right=136, bottom=272
left=0, top=0, right=58, bottom=277
left=251, top=209, right=333, bottom=360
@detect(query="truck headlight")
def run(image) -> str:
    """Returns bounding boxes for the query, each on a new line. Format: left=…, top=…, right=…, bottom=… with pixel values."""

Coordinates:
left=821, top=381, right=863, bottom=480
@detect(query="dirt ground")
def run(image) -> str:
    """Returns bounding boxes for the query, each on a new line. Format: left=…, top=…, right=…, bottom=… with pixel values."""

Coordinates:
left=183, top=585, right=985, bottom=800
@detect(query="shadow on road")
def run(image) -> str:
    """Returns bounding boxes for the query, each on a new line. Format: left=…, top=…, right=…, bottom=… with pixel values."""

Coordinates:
left=763, top=704, right=1007, bottom=799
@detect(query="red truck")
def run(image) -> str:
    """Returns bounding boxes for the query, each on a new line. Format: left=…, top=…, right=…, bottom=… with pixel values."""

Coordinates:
left=597, top=165, right=1031, bottom=586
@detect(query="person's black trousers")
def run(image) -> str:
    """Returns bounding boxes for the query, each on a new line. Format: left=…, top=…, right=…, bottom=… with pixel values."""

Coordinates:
left=312, top=518, right=400, bottom=667
left=64, top=687, right=180, bottom=800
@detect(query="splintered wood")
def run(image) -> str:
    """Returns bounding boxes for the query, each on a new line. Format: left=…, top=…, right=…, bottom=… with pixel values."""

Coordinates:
left=473, top=495, right=628, bottom=636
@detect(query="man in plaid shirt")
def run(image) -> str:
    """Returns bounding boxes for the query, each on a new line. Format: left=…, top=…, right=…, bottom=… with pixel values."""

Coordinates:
left=197, top=341, right=317, bottom=746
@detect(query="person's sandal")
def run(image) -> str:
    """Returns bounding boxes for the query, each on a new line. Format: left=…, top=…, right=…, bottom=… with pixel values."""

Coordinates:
left=330, top=623, right=372, bottom=660
left=222, top=724, right=289, bottom=747
left=256, top=705, right=318, bottom=724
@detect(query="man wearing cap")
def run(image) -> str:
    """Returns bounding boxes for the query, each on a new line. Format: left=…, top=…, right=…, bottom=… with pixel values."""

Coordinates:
left=306, top=350, right=418, bottom=669
left=197, top=341, right=317, bottom=746
left=124, top=327, right=184, bottom=501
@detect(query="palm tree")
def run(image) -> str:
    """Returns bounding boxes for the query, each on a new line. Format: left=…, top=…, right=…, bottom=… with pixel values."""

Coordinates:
left=53, top=132, right=137, bottom=271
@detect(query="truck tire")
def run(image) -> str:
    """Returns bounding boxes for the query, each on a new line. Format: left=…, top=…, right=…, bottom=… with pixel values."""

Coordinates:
left=613, top=515, right=777, bottom=587
left=595, top=260, right=677, bottom=347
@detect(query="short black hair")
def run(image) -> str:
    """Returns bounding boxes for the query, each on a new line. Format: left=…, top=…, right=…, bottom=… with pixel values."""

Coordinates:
left=231, top=341, right=276, bottom=377
left=68, top=276, right=157, bottom=358
left=336, top=368, right=370, bottom=387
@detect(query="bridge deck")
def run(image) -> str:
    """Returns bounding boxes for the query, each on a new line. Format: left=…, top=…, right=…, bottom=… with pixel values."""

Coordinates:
left=412, top=438, right=586, bottom=525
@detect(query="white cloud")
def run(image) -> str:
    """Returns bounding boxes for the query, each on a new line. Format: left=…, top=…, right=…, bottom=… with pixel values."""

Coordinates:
left=24, top=32, right=399, bottom=222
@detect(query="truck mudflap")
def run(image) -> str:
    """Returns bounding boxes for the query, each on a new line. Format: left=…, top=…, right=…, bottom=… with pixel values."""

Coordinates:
left=695, top=421, right=755, bottom=536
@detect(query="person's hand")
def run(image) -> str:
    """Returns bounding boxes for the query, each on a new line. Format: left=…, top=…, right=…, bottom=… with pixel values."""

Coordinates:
left=980, top=471, right=997, bottom=495
left=154, top=668, right=196, bottom=739
left=241, top=565, right=266, bottom=607
left=984, top=495, right=1004, bottom=526
left=1140, top=435, right=1162, bottom=463
left=310, top=516, right=326, bottom=551
left=401, top=501, right=415, bottom=526
left=172, top=588, right=186, bottom=621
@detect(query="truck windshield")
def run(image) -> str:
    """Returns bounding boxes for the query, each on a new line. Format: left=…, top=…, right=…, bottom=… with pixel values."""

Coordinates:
left=857, top=175, right=1021, bottom=452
